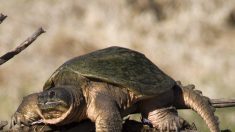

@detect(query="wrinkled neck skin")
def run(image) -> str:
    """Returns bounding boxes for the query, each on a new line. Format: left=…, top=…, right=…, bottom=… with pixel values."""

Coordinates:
left=41, top=86, right=86, bottom=125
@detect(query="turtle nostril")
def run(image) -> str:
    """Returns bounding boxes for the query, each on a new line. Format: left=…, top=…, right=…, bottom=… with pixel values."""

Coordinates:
left=49, top=91, right=55, bottom=99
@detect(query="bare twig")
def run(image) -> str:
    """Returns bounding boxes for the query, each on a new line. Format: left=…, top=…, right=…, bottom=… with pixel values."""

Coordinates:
left=177, top=98, right=235, bottom=109
left=211, top=98, right=235, bottom=108
left=0, top=13, right=7, bottom=24
left=0, top=28, right=45, bottom=65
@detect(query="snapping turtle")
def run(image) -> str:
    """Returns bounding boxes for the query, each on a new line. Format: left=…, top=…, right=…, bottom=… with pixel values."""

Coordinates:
left=11, top=46, right=219, bottom=132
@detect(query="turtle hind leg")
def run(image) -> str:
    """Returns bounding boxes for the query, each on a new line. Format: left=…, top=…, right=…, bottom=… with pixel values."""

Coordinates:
left=138, top=88, right=189, bottom=131
left=174, top=82, right=220, bottom=132
left=145, top=106, right=190, bottom=131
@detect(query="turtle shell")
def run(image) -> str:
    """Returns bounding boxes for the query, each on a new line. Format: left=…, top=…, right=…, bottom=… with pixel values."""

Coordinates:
left=43, top=46, right=175, bottom=96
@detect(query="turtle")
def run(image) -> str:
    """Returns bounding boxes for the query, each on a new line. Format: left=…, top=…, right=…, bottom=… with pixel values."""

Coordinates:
left=11, top=46, right=220, bottom=132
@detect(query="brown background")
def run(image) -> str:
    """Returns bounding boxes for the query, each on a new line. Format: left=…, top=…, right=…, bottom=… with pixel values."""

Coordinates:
left=0, top=0, right=234, bottom=131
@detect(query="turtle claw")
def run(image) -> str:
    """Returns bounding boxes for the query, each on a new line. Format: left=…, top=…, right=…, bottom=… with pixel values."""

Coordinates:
left=147, top=107, right=191, bottom=131
left=155, top=116, right=183, bottom=131
left=141, top=118, right=153, bottom=127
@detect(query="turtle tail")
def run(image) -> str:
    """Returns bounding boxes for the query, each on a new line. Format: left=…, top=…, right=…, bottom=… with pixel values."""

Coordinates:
left=174, top=81, right=220, bottom=132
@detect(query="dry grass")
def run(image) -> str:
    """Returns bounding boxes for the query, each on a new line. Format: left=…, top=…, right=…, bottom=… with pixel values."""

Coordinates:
left=0, top=0, right=234, bottom=131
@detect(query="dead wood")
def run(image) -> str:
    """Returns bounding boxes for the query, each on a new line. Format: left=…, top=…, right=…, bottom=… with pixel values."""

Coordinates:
left=211, top=98, right=235, bottom=108
left=1, top=118, right=232, bottom=132
left=0, top=27, right=45, bottom=65
left=177, top=98, right=235, bottom=109
left=0, top=13, right=7, bottom=24
left=1, top=119, right=197, bottom=132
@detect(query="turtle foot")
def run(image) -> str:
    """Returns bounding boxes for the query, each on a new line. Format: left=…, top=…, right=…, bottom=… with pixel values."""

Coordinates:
left=147, top=106, right=191, bottom=131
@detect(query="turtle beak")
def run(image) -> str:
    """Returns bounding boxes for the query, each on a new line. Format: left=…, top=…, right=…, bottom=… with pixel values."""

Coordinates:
left=37, top=88, right=71, bottom=111
left=38, top=90, right=62, bottom=110
left=31, top=119, right=44, bottom=125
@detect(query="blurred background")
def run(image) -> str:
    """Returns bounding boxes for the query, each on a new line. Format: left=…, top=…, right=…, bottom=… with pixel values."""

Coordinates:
left=0, top=0, right=234, bottom=131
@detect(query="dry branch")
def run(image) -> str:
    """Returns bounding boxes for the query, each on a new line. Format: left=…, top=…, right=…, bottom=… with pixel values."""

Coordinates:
left=0, top=27, right=45, bottom=65
left=1, top=119, right=197, bottom=132
left=0, top=13, right=7, bottom=24
left=211, top=98, right=235, bottom=108
left=177, top=98, right=235, bottom=109
left=0, top=120, right=231, bottom=132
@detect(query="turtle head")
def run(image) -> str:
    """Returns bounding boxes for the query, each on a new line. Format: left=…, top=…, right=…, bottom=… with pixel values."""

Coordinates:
left=38, top=86, right=85, bottom=125
left=38, top=87, right=71, bottom=115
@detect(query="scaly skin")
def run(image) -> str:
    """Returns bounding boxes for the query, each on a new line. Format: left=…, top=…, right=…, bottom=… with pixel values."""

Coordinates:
left=85, top=81, right=134, bottom=132
left=178, top=83, right=220, bottom=132
left=11, top=81, right=220, bottom=132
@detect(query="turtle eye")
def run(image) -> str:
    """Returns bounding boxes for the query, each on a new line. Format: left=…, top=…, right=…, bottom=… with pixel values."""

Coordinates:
left=48, top=90, right=56, bottom=99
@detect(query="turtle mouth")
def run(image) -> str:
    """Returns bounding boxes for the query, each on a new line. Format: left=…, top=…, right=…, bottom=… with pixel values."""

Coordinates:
left=41, top=104, right=73, bottom=125
left=39, top=101, right=69, bottom=119
left=39, top=101, right=68, bottom=110
left=38, top=100, right=71, bottom=121
left=31, top=119, right=44, bottom=125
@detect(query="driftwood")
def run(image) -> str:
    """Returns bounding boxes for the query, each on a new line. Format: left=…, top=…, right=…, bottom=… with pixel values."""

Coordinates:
left=1, top=119, right=197, bottom=132
left=0, top=119, right=232, bottom=132
left=0, top=13, right=45, bottom=65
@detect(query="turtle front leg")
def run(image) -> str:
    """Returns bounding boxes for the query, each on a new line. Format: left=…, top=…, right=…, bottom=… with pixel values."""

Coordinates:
left=146, top=106, right=190, bottom=131
left=87, top=94, right=122, bottom=132
left=95, top=107, right=122, bottom=132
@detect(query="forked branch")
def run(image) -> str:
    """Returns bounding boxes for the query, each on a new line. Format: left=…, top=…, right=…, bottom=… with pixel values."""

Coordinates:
left=0, top=27, right=45, bottom=65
